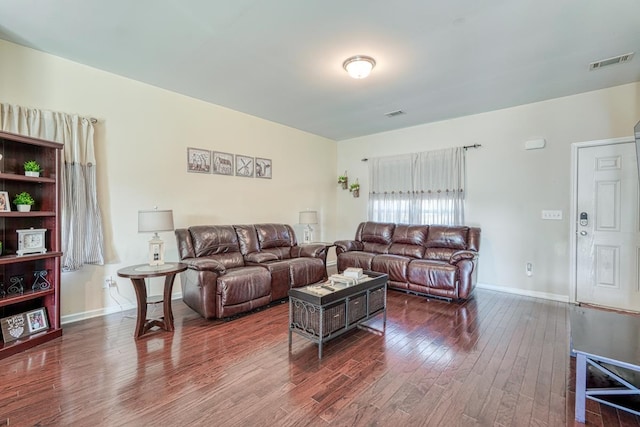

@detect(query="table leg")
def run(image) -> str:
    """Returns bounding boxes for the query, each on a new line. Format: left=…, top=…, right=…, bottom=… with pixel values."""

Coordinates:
left=130, top=278, right=148, bottom=339
left=575, top=353, right=587, bottom=423
left=162, top=273, right=177, bottom=332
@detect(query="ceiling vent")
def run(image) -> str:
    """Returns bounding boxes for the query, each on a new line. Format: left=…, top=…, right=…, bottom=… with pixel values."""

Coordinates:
left=589, top=52, right=634, bottom=70
left=384, top=110, right=405, bottom=118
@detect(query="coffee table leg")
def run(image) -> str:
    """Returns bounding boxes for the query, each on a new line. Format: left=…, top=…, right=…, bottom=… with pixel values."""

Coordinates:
left=575, top=353, right=587, bottom=423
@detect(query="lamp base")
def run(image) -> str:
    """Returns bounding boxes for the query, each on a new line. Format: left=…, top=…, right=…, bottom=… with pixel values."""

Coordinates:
left=148, top=234, right=166, bottom=266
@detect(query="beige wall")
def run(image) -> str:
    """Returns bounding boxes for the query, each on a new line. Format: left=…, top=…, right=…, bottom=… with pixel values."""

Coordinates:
left=0, top=40, right=337, bottom=321
left=337, top=82, right=640, bottom=300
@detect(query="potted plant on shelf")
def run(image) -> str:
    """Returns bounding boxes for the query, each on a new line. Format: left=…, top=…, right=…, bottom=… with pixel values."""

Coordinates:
left=24, top=160, right=41, bottom=177
left=338, top=171, right=348, bottom=190
left=349, top=180, right=360, bottom=198
left=13, top=192, right=35, bottom=212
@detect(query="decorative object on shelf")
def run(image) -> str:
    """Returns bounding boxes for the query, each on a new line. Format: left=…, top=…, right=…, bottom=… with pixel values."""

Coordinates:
left=255, top=157, right=272, bottom=179
left=13, top=191, right=34, bottom=212
left=350, top=180, right=360, bottom=198
left=32, top=270, right=51, bottom=291
left=342, top=55, right=376, bottom=79
left=23, top=160, right=41, bottom=177
left=212, top=151, right=234, bottom=176
left=7, top=275, right=25, bottom=295
left=0, top=191, right=9, bottom=212
left=338, top=171, right=348, bottom=189
left=0, top=282, right=5, bottom=297
left=299, top=210, right=318, bottom=244
left=16, top=228, right=47, bottom=255
left=1, top=307, right=49, bottom=343
left=187, top=147, right=212, bottom=174
left=0, top=240, right=2, bottom=255
left=138, top=208, right=174, bottom=268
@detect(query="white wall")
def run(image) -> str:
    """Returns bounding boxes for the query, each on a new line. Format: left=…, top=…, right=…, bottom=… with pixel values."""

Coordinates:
left=337, top=82, right=640, bottom=300
left=0, top=40, right=337, bottom=321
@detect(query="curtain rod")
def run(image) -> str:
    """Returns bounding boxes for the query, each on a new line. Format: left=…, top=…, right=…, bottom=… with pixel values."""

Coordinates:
left=361, top=144, right=482, bottom=161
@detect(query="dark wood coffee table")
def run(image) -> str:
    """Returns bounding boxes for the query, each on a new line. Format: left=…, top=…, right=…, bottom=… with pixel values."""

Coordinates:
left=571, top=306, right=640, bottom=422
left=288, top=271, right=387, bottom=358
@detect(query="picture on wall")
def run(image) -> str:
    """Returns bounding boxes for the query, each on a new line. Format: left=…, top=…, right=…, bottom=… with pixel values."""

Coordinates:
left=235, top=155, right=254, bottom=177
left=255, top=158, right=272, bottom=179
left=187, top=147, right=212, bottom=174
left=212, top=151, right=234, bottom=176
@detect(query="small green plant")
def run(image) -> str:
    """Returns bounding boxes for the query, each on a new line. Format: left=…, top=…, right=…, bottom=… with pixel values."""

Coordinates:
left=349, top=182, right=360, bottom=192
left=13, top=192, right=35, bottom=206
left=24, top=160, right=41, bottom=172
left=338, top=174, right=348, bottom=184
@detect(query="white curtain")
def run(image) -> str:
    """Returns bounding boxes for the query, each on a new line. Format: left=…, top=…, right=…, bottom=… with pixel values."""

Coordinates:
left=0, top=103, right=105, bottom=270
left=368, top=147, right=466, bottom=225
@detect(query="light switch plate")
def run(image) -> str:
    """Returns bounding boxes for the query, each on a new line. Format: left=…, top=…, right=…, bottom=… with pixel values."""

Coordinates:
left=541, top=210, right=562, bottom=220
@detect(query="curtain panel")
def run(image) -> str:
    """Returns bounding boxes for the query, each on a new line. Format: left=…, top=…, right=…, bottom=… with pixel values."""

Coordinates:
left=0, top=103, right=105, bottom=271
left=368, top=147, right=465, bottom=225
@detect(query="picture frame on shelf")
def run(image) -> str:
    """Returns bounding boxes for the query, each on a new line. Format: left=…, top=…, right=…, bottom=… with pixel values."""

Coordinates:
left=26, top=308, right=48, bottom=334
left=212, top=151, right=234, bottom=176
left=186, top=147, right=212, bottom=174
left=255, top=158, right=272, bottom=179
left=235, top=155, right=254, bottom=177
left=0, top=191, right=10, bottom=212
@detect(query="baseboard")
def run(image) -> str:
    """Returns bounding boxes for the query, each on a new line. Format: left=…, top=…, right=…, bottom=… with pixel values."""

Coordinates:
left=476, top=282, right=569, bottom=303
left=61, top=293, right=184, bottom=325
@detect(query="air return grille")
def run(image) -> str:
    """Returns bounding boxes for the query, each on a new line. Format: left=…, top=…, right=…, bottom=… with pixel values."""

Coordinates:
left=589, top=52, right=634, bottom=70
left=384, top=110, right=405, bottom=118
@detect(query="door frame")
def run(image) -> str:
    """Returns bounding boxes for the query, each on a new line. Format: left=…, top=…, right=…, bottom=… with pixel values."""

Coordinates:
left=569, top=136, right=634, bottom=304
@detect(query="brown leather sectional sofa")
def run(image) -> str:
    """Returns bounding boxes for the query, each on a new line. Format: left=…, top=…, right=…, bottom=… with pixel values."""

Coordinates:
left=175, top=223, right=327, bottom=319
left=335, top=221, right=480, bottom=300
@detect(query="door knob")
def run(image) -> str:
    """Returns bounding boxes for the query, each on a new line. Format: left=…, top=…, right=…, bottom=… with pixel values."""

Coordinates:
left=580, top=231, right=587, bottom=236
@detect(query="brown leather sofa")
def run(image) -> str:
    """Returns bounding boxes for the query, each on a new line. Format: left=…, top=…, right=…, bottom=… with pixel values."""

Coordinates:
left=335, top=222, right=480, bottom=300
left=175, top=224, right=327, bottom=319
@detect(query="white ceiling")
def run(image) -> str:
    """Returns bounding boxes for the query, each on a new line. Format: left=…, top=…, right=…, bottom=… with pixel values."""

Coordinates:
left=1, top=1, right=639, bottom=141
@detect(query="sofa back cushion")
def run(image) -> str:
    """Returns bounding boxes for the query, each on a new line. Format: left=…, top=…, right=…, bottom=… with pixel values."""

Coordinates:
left=356, top=222, right=394, bottom=254
left=388, top=224, right=428, bottom=258
left=426, top=225, right=469, bottom=249
left=182, top=225, right=245, bottom=269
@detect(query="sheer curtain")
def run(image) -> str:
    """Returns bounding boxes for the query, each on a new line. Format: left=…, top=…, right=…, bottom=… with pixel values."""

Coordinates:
left=0, top=103, right=105, bottom=270
left=368, top=147, right=466, bottom=225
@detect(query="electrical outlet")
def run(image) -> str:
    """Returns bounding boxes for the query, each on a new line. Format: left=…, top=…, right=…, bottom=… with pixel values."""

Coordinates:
left=103, top=277, right=116, bottom=288
left=526, top=262, right=533, bottom=276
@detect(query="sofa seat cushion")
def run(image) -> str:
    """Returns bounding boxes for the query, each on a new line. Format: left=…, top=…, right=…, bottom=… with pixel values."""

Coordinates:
left=288, top=257, right=325, bottom=288
left=408, top=259, right=457, bottom=290
left=371, top=254, right=410, bottom=283
left=217, top=266, right=271, bottom=306
left=337, top=251, right=376, bottom=272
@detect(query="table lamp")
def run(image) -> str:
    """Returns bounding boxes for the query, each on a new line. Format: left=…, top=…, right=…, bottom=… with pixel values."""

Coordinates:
left=138, top=209, right=174, bottom=267
left=299, top=210, right=318, bottom=244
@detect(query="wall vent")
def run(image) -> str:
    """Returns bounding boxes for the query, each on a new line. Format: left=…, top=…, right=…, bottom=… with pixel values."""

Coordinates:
left=589, top=52, right=634, bottom=70
left=384, top=110, right=405, bottom=118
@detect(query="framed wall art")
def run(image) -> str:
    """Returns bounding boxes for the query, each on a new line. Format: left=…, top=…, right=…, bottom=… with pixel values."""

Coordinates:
left=212, top=151, right=234, bottom=176
left=187, top=147, right=212, bottom=174
left=235, top=155, right=254, bottom=177
left=255, top=158, right=272, bottom=179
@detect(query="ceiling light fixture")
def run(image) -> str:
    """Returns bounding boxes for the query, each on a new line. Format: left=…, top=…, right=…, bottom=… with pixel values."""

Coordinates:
left=343, top=55, right=376, bottom=79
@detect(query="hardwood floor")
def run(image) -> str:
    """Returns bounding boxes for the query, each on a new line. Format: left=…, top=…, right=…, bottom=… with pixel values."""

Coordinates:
left=0, top=287, right=638, bottom=426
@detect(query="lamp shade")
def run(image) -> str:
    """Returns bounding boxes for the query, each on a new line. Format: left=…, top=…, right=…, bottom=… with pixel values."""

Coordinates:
left=299, top=210, right=318, bottom=225
left=138, top=209, right=174, bottom=233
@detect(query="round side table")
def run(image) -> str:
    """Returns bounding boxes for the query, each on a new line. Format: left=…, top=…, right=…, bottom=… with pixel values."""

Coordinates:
left=117, top=262, right=187, bottom=339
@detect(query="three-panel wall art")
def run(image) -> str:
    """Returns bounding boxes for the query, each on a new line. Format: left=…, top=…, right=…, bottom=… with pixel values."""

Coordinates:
left=187, top=147, right=272, bottom=179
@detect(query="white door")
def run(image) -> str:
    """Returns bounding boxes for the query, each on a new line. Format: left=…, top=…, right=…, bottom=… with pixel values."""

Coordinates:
left=576, top=142, right=640, bottom=311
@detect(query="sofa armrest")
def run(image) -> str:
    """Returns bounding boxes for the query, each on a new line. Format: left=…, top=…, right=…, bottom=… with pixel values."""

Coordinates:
left=245, top=252, right=279, bottom=263
left=291, top=244, right=326, bottom=259
left=449, top=250, right=477, bottom=265
left=334, top=240, right=363, bottom=255
left=181, top=257, right=226, bottom=274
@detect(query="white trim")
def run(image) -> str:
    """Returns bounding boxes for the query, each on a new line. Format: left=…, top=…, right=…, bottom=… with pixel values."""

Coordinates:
left=327, top=260, right=337, bottom=267
left=477, top=282, right=569, bottom=303
left=61, top=293, right=183, bottom=325
left=569, top=136, right=634, bottom=304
